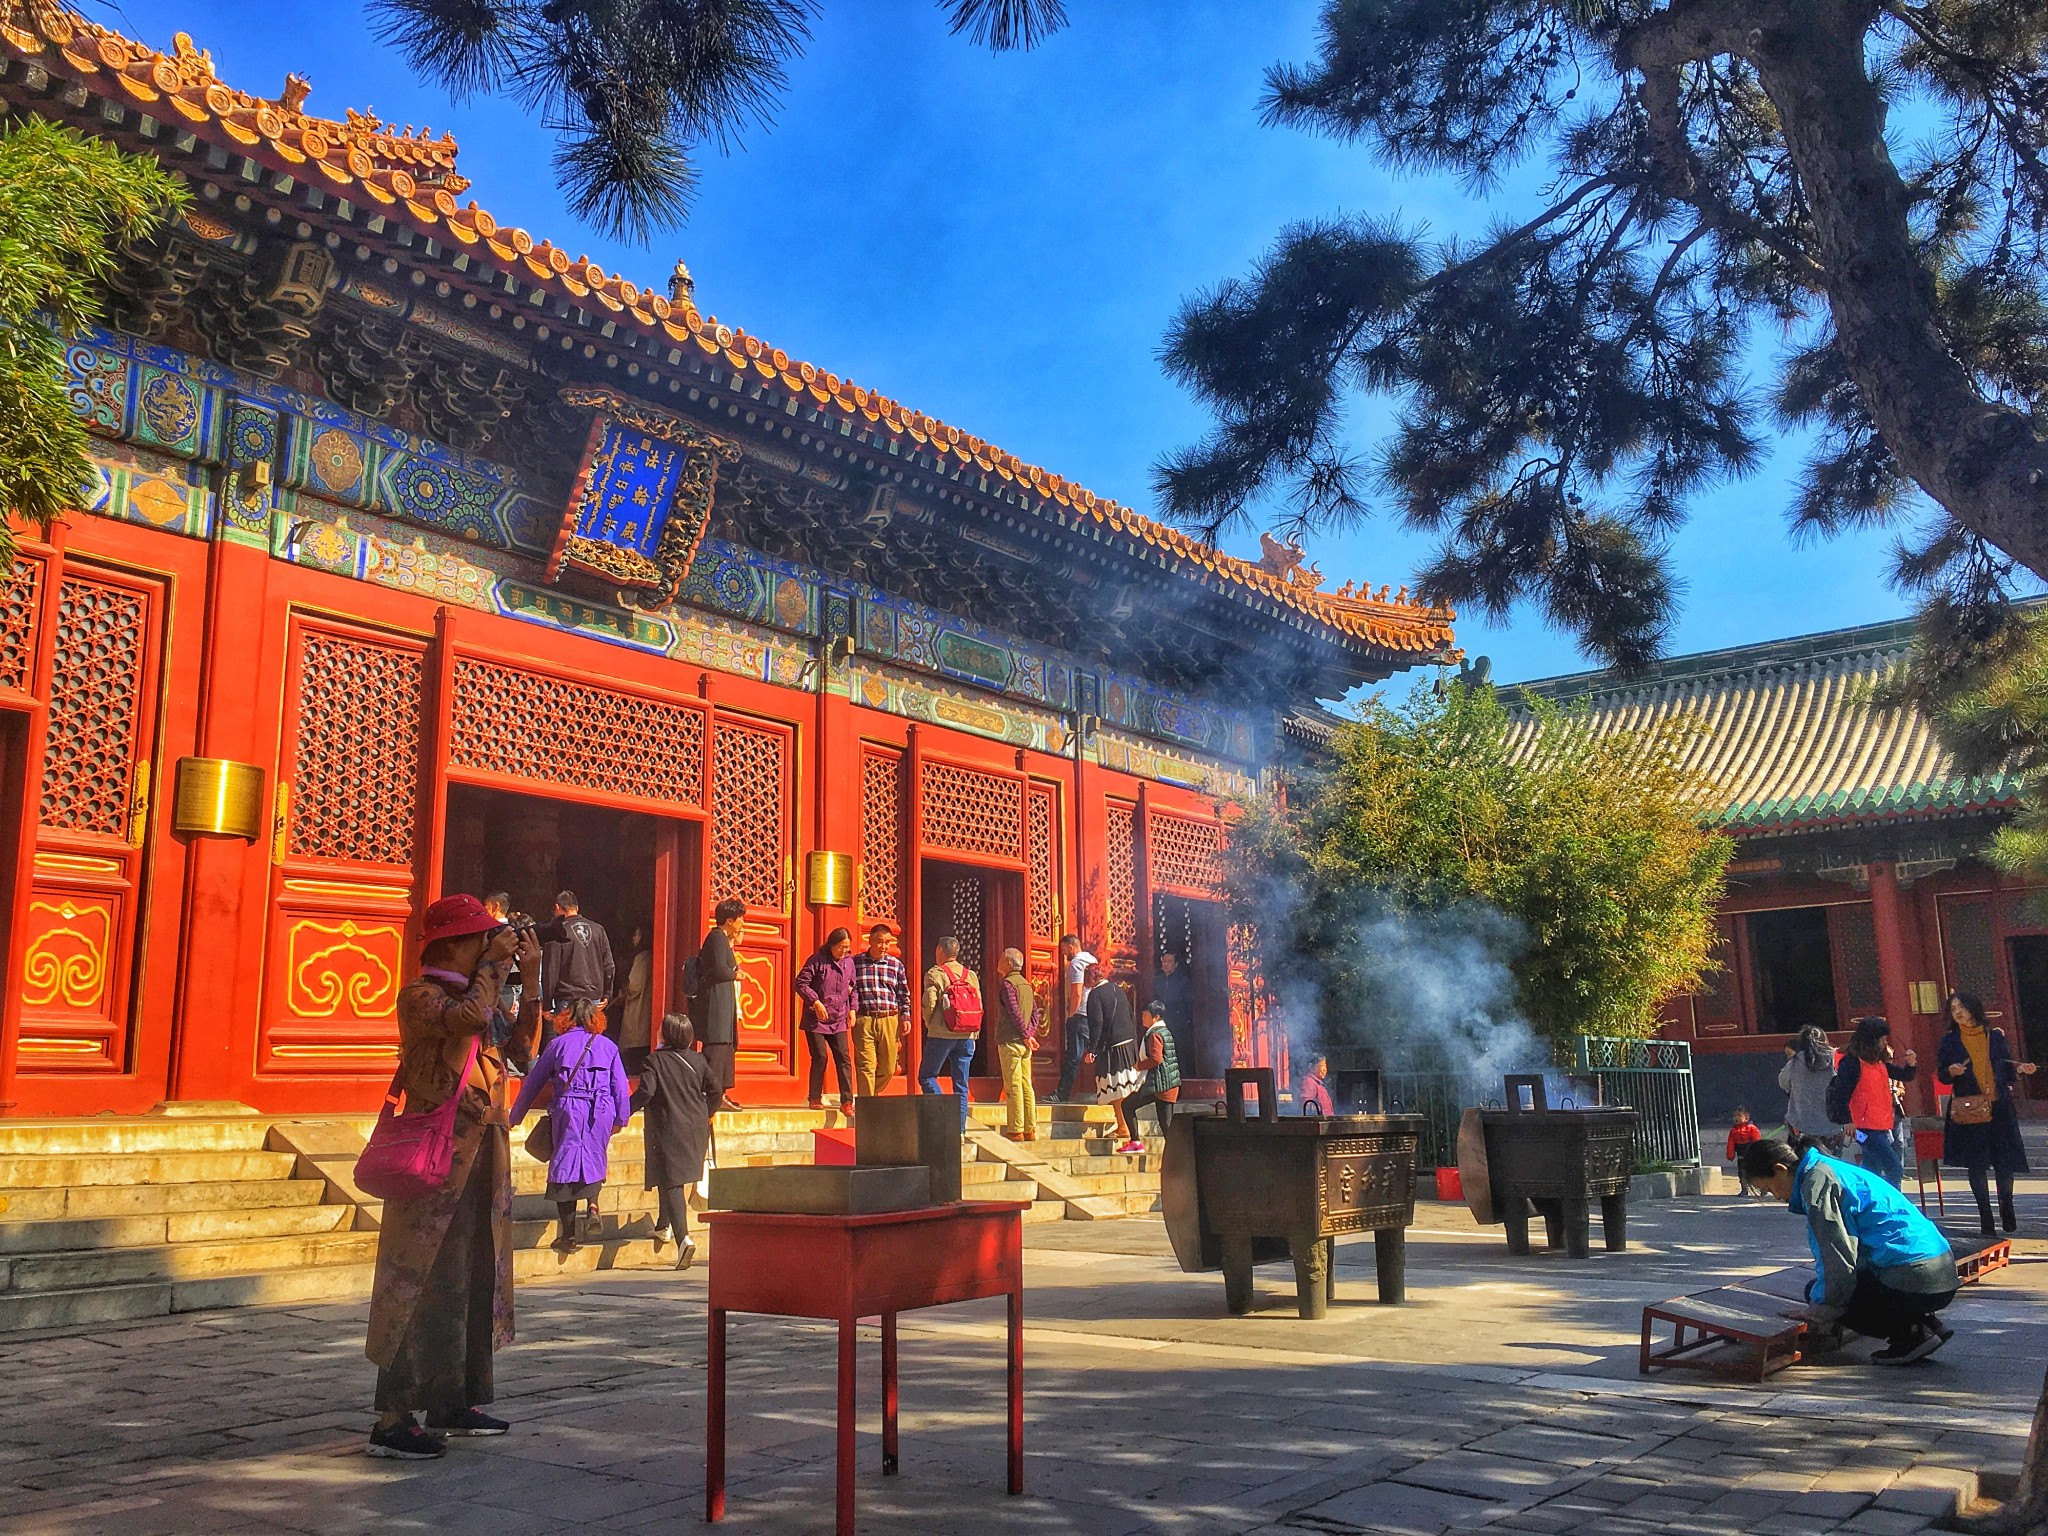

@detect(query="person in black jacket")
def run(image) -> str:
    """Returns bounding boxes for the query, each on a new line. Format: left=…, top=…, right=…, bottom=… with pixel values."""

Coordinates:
left=692, top=898, right=745, bottom=1108
left=540, top=891, right=614, bottom=1014
left=632, top=1013, right=719, bottom=1269
left=1938, top=990, right=2038, bottom=1235
left=1082, top=967, right=1142, bottom=1147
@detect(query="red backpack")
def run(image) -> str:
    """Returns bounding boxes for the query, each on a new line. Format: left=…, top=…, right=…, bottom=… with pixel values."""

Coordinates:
left=938, top=962, right=983, bottom=1034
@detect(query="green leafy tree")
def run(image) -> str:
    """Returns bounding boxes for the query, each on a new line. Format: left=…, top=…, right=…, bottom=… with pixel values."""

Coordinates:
left=1157, top=2, right=2048, bottom=671
left=1225, top=683, right=1729, bottom=1056
left=0, top=118, right=185, bottom=566
left=369, top=0, right=1070, bottom=239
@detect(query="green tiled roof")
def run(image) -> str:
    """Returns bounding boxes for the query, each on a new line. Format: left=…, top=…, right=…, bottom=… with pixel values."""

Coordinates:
left=1504, top=616, right=2020, bottom=836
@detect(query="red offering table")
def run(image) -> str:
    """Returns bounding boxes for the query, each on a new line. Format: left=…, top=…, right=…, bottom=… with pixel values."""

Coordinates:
left=704, top=1200, right=1028, bottom=1535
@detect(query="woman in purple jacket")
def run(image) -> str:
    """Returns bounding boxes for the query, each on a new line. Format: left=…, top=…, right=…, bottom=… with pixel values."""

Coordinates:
left=795, top=927, right=857, bottom=1114
left=510, top=999, right=631, bottom=1253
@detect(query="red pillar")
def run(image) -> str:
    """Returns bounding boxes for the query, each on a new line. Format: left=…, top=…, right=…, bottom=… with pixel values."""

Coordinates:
left=1868, top=861, right=1928, bottom=1110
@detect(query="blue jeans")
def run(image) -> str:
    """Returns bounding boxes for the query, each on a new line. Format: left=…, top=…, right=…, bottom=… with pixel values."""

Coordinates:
left=920, top=1036, right=976, bottom=1130
left=1856, top=1128, right=1905, bottom=1188
left=1055, top=1014, right=1089, bottom=1101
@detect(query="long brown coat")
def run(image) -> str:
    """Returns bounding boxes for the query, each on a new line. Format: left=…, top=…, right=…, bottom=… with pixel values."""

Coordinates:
left=365, top=959, right=516, bottom=1371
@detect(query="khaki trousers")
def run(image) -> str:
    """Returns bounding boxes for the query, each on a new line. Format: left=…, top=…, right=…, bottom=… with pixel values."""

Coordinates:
left=853, top=1014, right=901, bottom=1098
left=998, top=1037, right=1036, bottom=1138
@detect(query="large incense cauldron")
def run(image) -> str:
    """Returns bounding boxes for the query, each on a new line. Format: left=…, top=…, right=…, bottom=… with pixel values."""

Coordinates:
left=1163, top=1068, right=1422, bottom=1319
left=1458, top=1074, right=1638, bottom=1258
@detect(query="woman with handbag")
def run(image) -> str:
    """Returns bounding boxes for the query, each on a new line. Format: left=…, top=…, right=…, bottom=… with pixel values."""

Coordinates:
left=1939, top=990, right=2037, bottom=1235
left=363, top=894, right=525, bottom=1460
left=631, top=1012, right=719, bottom=1269
left=510, top=998, right=631, bottom=1254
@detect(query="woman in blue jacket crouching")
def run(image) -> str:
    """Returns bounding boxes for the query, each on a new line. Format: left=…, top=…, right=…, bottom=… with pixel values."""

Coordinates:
left=1738, top=1137, right=1960, bottom=1365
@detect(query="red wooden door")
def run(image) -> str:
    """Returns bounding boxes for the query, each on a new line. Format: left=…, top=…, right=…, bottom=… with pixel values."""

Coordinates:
left=18, top=562, right=167, bottom=1098
left=710, top=711, right=796, bottom=1083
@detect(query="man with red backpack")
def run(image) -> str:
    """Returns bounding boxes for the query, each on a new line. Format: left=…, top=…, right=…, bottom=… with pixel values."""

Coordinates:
left=920, top=934, right=983, bottom=1132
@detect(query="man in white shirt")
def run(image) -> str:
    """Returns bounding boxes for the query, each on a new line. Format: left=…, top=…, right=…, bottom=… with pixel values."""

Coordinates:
left=1052, top=932, right=1098, bottom=1103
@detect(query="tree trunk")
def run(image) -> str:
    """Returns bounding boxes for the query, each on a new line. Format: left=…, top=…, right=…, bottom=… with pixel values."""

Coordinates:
left=1986, top=1361, right=2048, bottom=1534
left=1629, top=0, right=2048, bottom=582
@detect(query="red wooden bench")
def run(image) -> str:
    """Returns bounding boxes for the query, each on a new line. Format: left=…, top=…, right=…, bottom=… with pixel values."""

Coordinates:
left=1640, top=1239, right=2011, bottom=1382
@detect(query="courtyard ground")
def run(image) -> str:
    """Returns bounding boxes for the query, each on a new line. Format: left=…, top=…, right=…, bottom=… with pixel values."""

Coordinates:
left=1, top=1179, right=2043, bottom=1535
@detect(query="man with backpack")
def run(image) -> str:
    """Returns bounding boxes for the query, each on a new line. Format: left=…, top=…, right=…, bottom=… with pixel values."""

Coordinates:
left=920, top=934, right=983, bottom=1131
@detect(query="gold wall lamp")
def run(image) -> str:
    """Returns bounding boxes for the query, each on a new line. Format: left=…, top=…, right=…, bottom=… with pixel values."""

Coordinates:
left=806, top=850, right=853, bottom=908
left=172, top=757, right=267, bottom=841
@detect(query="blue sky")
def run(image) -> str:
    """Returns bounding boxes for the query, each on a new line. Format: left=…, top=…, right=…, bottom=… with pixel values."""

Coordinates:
left=110, top=0, right=1913, bottom=686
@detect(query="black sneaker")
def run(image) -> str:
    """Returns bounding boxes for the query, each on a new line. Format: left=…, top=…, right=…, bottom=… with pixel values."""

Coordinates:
left=425, top=1408, right=509, bottom=1437
left=1873, top=1327, right=1945, bottom=1365
left=368, top=1418, right=446, bottom=1459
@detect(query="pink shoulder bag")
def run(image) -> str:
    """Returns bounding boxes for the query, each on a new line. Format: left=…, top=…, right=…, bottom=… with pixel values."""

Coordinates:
left=355, top=1035, right=479, bottom=1201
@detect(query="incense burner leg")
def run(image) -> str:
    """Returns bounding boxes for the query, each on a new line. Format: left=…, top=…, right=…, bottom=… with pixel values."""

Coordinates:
left=1601, top=1194, right=1628, bottom=1252
left=1221, top=1238, right=1255, bottom=1315
left=1501, top=1196, right=1532, bottom=1256
left=1289, top=1232, right=1330, bottom=1319
left=1562, top=1196, right=1592, bottom=1259
left=1536, top=1197, right=1564, bottom=1250
left=1373, top=1228, right=1407, bottom=1304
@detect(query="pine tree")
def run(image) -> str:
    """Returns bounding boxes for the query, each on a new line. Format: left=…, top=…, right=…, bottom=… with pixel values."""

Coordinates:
left=0, top=120, right=186, bottom=569
left=1156, top=2, right=2048, bottom=673
left=369, top=0, right=1068, bottom=241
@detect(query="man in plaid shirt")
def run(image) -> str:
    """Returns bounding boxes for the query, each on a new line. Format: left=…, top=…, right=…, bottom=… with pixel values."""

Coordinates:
left=851, top=923, right=913, bottom=1099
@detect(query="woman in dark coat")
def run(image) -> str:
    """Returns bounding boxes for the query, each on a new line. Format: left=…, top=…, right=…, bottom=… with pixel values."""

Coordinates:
left=693, top=897, right=744, bottom=1108
left=633, top=1013, right=718, bottom=1269
left=1939, top=990, right=2038, bottom=1235
left=1082, top=966, right=1143, bottom=1145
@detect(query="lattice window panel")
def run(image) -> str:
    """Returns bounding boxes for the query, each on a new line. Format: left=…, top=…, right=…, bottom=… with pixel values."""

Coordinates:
left=291, top=631, right=423, bottom=865
left=1026, top=784, right=1057, bottom=939
left=950, top=876, right=985, bottom=981
left=712, top=720, right=786, bottom=911
left=448, top=658, right=705, bottom=808
left=860, top=749, right=905, bottom=924
left=1694, top=919, right=1741, bottom=1027
left=0, top=557, right=42, bottom=693
left=921, top=760, right=1023, bottom=860
left=1944, top=898, right=2002, bottom=1004
left=1105, top=800, right=1138, bottom=953
left=1830, top=903, right=1885, bottom=1013
left=1150, top=815, right=1224, bottom=894
left=39, top=576, right=146, bottom=836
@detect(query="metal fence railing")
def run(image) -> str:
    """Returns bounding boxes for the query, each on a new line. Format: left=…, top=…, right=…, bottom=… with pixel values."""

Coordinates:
left=1342, top=1036, right=1701, bottom=1170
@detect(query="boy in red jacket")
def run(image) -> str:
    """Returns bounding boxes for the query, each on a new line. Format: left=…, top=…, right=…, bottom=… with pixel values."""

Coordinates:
left=1727, top=1106, right=1763, bottom=1193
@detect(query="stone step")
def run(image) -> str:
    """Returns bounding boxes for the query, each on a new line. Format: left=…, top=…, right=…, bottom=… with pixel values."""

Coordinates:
left=0, top=1259, right=382, bottom=1334
left=0, top=1203, right=351, bottom=1256
left=0, top=1230, right=379, bottom=1294
left=0, top=1150, right=300, bottom=1190
left=1033, top=1152, right=1164, bottom=1178
left=0, top=1117, right=273, bottom=1157
left=0, top=1178, right=328, bottom=1223
left=1023, top=1200, right=1068, bottom=1225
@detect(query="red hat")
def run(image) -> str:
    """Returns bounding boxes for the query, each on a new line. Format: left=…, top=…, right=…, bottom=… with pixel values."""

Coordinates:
left=422, top=893, right=499, bottom=945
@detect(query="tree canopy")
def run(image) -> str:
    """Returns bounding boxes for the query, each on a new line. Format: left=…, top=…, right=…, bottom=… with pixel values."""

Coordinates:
left=1223, top=683, right=1729, bottom=1059
left=0, top=119, right=185, bottom=567
left=369, top=0, right=1070, bottom=240
left=1158, top=1, right=2048, bottom=672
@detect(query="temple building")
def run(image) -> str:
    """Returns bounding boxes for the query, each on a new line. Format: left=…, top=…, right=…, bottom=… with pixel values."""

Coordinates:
left=1514, top=616, right=2042, bottom=1120
left=0, top=11, right=1456, bottom=1117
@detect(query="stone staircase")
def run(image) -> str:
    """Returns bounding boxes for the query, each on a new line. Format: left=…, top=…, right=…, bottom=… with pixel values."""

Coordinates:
left=0, top=1097, right=1163, bottom=1333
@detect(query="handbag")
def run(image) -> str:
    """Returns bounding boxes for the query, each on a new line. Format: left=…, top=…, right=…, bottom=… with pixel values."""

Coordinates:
left=1951, top=1092, right=1995, bottom=1126
left=689, top=1122, right=718, bottom=1212
left=523, top=1031, right=598, bottom=1163
left=355, top=1035, right=479, bottom=1201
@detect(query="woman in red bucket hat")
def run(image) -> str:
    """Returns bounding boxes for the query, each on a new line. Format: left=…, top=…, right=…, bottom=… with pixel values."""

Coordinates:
left=364, top=893, right=536, bottom=1460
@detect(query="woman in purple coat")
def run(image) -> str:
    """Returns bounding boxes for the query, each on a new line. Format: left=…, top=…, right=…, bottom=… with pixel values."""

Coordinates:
left=510, top=999, right=630, bottom=1253
left=795, top=927, right=857, bottom=1113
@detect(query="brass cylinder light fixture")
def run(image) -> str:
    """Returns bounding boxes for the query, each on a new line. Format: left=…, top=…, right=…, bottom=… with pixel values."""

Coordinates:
left=172, top=757, right=267, bottom=840
left=806, top=850, right=853, bottom=908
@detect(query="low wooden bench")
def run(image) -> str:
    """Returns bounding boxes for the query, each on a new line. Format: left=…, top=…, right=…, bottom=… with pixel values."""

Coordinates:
left=1640, top=1240, right=2011, bottom=1383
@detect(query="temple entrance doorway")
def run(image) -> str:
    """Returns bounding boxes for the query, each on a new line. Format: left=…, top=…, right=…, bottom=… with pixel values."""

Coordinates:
left=919, top=859, right=1024, bottom=1081
left=441, top=784, right=702, bottom=1046
left=1154, top=893, right=1232, bottom=1080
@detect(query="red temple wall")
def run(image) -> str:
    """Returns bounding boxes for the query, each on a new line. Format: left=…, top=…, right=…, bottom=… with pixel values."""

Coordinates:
left=0, top=511, right=1259, bottom=1115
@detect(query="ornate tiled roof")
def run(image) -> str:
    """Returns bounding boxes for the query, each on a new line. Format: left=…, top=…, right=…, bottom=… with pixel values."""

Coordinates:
left=2, top=2, right=1456, bottom=663
left=1506, top=616, right=2020, bottom=836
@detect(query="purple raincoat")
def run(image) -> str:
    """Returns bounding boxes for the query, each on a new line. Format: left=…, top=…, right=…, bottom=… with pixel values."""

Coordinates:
left=510, top=1027, right=630, bottom=1186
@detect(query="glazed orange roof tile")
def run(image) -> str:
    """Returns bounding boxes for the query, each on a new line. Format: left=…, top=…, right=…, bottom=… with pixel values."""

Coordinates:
left=3, top=1, right=1456, bottom=661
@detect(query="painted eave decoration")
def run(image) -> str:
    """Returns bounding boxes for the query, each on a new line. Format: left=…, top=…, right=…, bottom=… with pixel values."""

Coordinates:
left=546, top=386, right=738, bottom=608
left=0, top=1, right=1459, bottom=665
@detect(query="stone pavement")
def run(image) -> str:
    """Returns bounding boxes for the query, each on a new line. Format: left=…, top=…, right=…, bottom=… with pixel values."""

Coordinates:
left=1, top=1184, right=2043, bottom=1536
